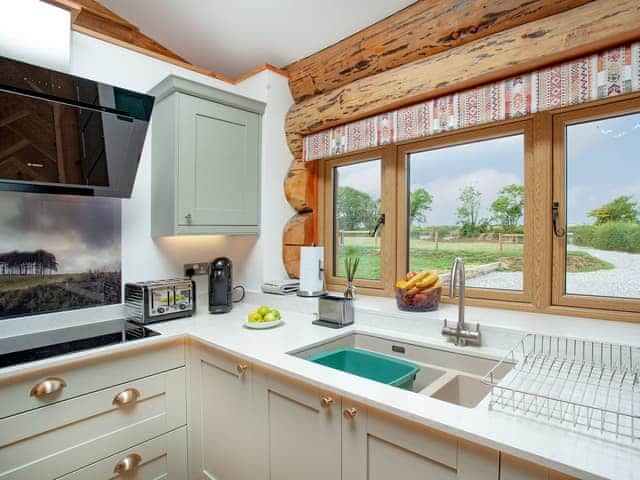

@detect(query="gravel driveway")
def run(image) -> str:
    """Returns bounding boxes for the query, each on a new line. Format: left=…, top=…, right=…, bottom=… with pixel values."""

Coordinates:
left=467, top=246, right=640, bottom=299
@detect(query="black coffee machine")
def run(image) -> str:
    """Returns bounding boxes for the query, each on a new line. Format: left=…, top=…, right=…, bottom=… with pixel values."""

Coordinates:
left=208, top=257, right=244, bottom=314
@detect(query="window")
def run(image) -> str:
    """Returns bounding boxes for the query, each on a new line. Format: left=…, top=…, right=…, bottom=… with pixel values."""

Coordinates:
left=399, top=124, right=531, bottom=303
left=320, top=148, right=396, bottom=295
left=318, top=93, right=640, bottom=321
left=552, top=98, right=640, bottom=313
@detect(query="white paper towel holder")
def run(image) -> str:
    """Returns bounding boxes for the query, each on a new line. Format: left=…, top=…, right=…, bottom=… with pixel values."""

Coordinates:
left=296, top=244, right=328, bottom=297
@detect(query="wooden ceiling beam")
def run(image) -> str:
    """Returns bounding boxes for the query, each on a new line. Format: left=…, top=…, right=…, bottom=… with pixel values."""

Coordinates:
left=41, top=0, right=288, bottom=85
left=284, top=0, right=640, bottom=158
left=284, top=0, right=593, bottom=104
left=43, top=0, right=189, bottom=63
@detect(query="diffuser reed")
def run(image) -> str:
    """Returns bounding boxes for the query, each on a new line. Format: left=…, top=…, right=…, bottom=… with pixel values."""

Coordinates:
left=344, top=256, right=360, bottom=300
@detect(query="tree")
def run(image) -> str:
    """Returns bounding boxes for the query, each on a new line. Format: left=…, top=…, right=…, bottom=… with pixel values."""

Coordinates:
left=456, top=186, right=482, bottom=234
left=490, top=184, right=524, bottom=232
left=336, top=186, right=379, bottom=231
left=409, top=188, right=433, bottom=225
left=587, top=195, right=639, bottom=225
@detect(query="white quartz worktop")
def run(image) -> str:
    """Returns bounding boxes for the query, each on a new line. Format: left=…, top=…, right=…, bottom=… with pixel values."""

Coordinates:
left=1, top=292, right=639, bottom=479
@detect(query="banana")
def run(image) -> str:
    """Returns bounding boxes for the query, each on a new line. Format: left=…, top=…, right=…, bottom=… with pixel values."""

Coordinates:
left=416, top=271, right=439, bottom=289
left=405, top=270, right=429, bottom=289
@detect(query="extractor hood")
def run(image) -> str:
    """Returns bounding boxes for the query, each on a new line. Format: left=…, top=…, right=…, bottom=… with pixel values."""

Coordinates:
left=0, top=56, right=154, bottom=198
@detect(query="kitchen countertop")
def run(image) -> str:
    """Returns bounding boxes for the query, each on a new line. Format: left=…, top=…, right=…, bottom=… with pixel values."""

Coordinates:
left=1, top=292, right=638, bottom=479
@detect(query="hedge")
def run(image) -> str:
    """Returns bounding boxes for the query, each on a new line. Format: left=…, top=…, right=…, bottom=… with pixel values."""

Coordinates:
left=570, top=222, right=640, bottom=253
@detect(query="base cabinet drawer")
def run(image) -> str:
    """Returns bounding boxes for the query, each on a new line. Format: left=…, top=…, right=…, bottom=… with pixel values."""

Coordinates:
left=0, top=341, right=185, bottom=419
left=0, top=367, right=186, bottom=480
left=58, top=427, right=187, bottom=480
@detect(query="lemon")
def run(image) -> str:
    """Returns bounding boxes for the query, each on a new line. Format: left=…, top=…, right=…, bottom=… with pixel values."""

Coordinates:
left=271, top=309, right=281, bottom=320
left=263, top=312, right=276, bottom=322
left=257, top=306, right=271, bottom=316
left=247, top=311, right=262, bottom=323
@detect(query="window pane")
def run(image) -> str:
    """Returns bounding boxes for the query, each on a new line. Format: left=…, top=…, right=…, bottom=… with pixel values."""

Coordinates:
left=564, top=111, right=640, bottom=300
left=407, top=134, right=525, bottom=291
left=334, top=160, right=382, bottom=280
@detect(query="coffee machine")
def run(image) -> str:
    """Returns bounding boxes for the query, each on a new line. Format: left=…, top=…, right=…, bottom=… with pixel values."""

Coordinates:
left=208, top=257, right=244, bottom=313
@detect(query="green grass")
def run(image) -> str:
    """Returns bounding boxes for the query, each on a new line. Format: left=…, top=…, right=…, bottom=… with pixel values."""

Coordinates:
left=335, top=237, right=613, bottom=280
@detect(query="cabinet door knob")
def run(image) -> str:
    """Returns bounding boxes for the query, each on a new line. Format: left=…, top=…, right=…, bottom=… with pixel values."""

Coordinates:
left=112, top=387, right=140, bottom=407
left=185, top=213, right=192, bottom=222
left=237, top=363, right=249, bottom=375
left=30, top=377, right=67, bottom=398
left=343, top=407, right=358, bottom=420
left=113, top=453, right=142, bottom=474
left=321, top=396, right=334, bottom=408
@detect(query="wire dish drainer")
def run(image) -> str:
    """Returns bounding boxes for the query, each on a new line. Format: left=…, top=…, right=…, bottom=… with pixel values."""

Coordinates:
left=483, top=334, right=640, bottom=445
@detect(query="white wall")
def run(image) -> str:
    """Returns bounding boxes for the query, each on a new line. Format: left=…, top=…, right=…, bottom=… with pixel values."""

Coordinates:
left=69, top=32, right=294, bottom=293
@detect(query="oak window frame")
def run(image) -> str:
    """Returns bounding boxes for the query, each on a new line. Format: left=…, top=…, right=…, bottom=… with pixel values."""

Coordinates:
left=318, top=147, right=398, bottom=296
left=316, top=92, right=640, bottom=323
left=551, top=97, right=640, bottom=315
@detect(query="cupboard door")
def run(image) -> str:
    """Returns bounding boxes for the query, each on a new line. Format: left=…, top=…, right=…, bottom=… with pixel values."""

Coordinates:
left=177, top=93, right=260, bottom=228
left=501, top=454, right=549, bottom=480
left=188, top=344, right=260, bottom=480
left=342, top=401, right=496, bottom=480
left=500, top=454, right=578, bottom=480
left=258, top=373, right=341, bottom=480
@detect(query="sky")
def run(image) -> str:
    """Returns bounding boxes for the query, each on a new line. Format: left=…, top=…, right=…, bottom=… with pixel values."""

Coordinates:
left=408, top=135, right=523, bottom=226
left=0, top=192, right=121, bottom=274
left=566, top=111, right=640, bottom=224
left=337, top=112, right=640, bottom=227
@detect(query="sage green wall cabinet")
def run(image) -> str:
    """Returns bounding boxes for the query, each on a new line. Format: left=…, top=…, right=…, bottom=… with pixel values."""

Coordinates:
left=149, top=76, right=265, bottom=236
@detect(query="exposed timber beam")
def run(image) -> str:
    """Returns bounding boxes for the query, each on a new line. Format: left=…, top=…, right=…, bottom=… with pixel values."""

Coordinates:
left=285, top=0, right=593, bottom=104
left=284, top=0, right=640, bottom=158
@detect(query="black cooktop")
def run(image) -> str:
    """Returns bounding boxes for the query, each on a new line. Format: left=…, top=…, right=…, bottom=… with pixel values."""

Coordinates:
left=0, top=319, right=160, bottom=368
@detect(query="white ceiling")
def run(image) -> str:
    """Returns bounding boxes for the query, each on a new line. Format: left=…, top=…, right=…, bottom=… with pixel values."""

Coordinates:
left=100, top=0, right=416, bottom=78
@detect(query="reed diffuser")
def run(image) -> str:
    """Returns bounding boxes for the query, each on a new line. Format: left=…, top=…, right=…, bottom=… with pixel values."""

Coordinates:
left=344, top=256, right=360, bottom=300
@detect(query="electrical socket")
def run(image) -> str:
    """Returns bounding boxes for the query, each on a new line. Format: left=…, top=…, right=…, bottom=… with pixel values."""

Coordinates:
left=184, top=262, right=210, bottom=277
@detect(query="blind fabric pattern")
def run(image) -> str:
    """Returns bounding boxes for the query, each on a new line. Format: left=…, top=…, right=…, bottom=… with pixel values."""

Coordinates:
left=303, top=42, right=640, bottom=161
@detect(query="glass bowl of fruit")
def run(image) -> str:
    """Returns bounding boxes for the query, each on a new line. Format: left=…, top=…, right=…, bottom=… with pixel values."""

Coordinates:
left=394, top=270, right=442, bottom=312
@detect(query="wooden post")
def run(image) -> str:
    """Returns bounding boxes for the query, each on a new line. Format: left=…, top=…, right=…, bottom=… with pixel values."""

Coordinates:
left=435, top=231, right=439, bottom=250
left=499, top=233, right=503, bottom=253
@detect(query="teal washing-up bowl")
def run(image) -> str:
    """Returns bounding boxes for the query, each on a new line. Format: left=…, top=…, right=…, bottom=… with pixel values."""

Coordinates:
left=307, top=347, right=420, bottom=390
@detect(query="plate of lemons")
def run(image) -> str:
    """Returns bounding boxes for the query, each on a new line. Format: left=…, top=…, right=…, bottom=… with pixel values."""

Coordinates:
left=244, top=305, right=283, bottom=329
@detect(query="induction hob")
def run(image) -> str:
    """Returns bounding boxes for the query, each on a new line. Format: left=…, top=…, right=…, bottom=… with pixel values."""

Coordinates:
left=0, top=319, right=160, bottom=369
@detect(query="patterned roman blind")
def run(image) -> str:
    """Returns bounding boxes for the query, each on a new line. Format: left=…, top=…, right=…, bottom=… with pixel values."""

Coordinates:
left=303, top=42, right=640, bottom=161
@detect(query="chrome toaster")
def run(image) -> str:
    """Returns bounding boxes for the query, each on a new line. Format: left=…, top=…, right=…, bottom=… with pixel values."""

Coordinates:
left=125, top=278, right=196, bottom=324
left=313, top=295, right=354, bottom=328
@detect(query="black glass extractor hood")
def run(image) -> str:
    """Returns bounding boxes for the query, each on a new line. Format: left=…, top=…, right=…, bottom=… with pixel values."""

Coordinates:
left=0, top=56, right=154, bottom=198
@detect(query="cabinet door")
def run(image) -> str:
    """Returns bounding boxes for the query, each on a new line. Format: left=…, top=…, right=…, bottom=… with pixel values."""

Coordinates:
left=177, top=93, right=260, bottom=228
left=188, top=344, right=260, bottom=480
left=256, top=372, right=341, bottom=480
left=500, top=454, right=578, bottom=480
left=342, top=400, right=497, bottom=480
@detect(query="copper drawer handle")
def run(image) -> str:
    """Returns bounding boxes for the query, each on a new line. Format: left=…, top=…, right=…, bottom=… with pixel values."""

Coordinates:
left=237, top=363, right=249, bottom=375
left=112, top=387, right=140, bottom=407
left=30, top=377, right=67, bottom=398
left=114, top=453, right=142, bottom=474
left=343, top=407, right=358, bottom=420
left=321, top=396, right=334, bottom=408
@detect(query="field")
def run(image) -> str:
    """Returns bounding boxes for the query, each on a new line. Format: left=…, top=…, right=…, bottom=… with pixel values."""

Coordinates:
left=336, top=237, right=613, bottom=279
left=0, top=272, right=121, bottom=318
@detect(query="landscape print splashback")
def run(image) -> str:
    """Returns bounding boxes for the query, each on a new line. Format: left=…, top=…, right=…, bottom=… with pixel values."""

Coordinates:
left=0, top=192, right=121, bottom=318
